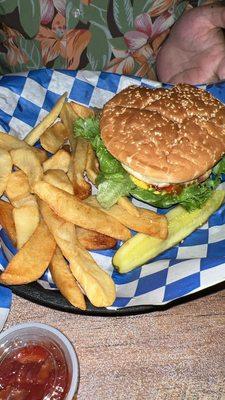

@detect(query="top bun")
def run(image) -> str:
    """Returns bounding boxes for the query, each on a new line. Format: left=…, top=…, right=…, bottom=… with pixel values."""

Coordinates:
left=100, top=84, right=225, bottom=184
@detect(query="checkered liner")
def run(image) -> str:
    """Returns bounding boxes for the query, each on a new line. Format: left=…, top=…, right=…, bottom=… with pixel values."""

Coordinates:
left=0, top=69, right=225, bottom=310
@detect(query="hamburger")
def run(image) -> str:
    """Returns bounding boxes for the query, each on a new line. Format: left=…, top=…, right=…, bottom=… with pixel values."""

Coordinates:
left=75, top=84, right=225, bottom=211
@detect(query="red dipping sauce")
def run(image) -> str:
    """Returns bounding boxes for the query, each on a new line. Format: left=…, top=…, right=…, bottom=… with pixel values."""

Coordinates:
left=0, top=341, right=69, bottom=399
left=0, top=323, right=79, bottom=400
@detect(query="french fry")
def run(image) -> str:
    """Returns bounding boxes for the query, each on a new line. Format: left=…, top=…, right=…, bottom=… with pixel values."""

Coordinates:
left=5, top=171, right=30, bottom=206
left=70, top=137, right=91, bottom=200
left=70, top=102, right=95, bottom=118
left=117, top=197, right=140, bottom=217
left=0, top=131, right=28, bottom=151
left=39, top=201, right=116, bottom=308
left=60, top=102, right=78, bottom=152
left=13, top=196, right=40, bottom=249
left=0, top=131, right=47, bottom=163
left=0, top=200, right=17, bottom=246
left=5, top=170, right=40, bottom=248
left=35, top=148, right=48, bottom=163
left=42, top=149, right=71, bottom=173
left=0, top=149, right=12, bottom=196
left=67, top=164, right=73, bottom=182
left=61, top=144, right=71, bottom=153
left=70, top=105, right=94, bottom=197
left=34, top=181, right=131, bottom=241
left=85, top=196, right=168, bottom=239
left=10, top=148, right=43, bottom=189
left=11, top=194, right=37, bottom=208
left=76, top=227, right=117, bottom=250
left=25, top=92, right=67, bottom=145
left=0, top=220, right=56, bottom=285
left=49, top=247, right=86, bottom=310
left=85, top=143, right=99, bottom=184
left=40, top=121, right=68, bottom=154
left=43, top=169, right=74, bottom=194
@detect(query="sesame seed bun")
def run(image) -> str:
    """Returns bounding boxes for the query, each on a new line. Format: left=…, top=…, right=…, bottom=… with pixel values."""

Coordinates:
left=100, top=84, right=225, bottom=184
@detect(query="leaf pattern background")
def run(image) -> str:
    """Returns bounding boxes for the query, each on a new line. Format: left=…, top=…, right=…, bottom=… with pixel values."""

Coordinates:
left=18, top=0, right=41, bottom=38
left=133, top=0, right=155, bottom=18
left=16, top=38, right=42, bottom=69
left=0, top=0, right=218, bottom=77
left=0, top=0, right=18, bottom=15
left=87, top=24, right=111, bottom=70
left=113, top=0, right=133, bottom=33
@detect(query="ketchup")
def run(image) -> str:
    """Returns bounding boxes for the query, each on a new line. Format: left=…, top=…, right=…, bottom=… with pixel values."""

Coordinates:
left=0, top=341, right=70, bottom=400
left=152, top=184, right=183, bottom=195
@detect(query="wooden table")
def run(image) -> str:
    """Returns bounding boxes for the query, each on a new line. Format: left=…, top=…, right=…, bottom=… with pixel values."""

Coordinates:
left=4, top=289, right=225, bottom=400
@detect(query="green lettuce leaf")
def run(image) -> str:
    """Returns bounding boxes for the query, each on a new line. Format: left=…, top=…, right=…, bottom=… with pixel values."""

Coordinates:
left=75, top=116, right=124, bottom=174
left=74, top=116, right=224, bottom=211
left=96, top=172, right=135, bottom=209
left=131, top=179, right=217, bottom=211
left=213, top=155, right=225, bottom=175
left=75, top=116, right=133, bottom=207
left=75, top=116, right=100, bottom=142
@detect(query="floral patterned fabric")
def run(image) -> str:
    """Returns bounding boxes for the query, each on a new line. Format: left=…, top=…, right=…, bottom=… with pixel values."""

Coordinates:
left=0, top=0, right=213, bottom=79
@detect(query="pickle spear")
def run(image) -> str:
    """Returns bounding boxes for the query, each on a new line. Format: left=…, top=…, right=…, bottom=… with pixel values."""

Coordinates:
left=113, top=190, right=225, bottom=273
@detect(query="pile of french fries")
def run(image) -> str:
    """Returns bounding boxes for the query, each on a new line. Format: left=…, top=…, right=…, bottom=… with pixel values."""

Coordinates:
left=0, top=93, right=168, bottom=310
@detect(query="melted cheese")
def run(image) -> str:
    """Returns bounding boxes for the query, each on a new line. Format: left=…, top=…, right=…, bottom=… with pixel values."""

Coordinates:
left=130, top=175, right=149, bottom=189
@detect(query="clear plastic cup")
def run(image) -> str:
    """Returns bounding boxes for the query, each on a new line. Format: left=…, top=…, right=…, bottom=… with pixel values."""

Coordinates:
left=0, top=322, right=79, bottom=399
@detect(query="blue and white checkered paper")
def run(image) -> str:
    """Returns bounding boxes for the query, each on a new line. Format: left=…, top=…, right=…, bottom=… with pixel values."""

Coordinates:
left=0, top=69, right=225, bottom=311
left=0, top=246, right=12, bottom=330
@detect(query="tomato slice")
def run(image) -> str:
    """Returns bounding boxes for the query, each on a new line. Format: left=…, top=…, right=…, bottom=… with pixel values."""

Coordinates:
left=163, top=184, right=182, bottom=194
left=153, top=184, right=183, bottom=195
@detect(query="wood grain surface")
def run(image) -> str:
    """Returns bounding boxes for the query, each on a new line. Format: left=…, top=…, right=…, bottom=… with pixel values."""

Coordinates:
left=4, top=290, right=225, bottom=400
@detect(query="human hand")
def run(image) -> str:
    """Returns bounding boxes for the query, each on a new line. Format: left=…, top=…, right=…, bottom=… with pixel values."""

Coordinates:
left=156, top=4, right=225, bottom=84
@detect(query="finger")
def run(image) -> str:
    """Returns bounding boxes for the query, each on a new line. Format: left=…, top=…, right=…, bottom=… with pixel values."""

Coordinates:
left=203, top=4, right=225, bottom=29
left=217, top=56, right=225, bottom=80
left=168, top=67, right=217, bottom=85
